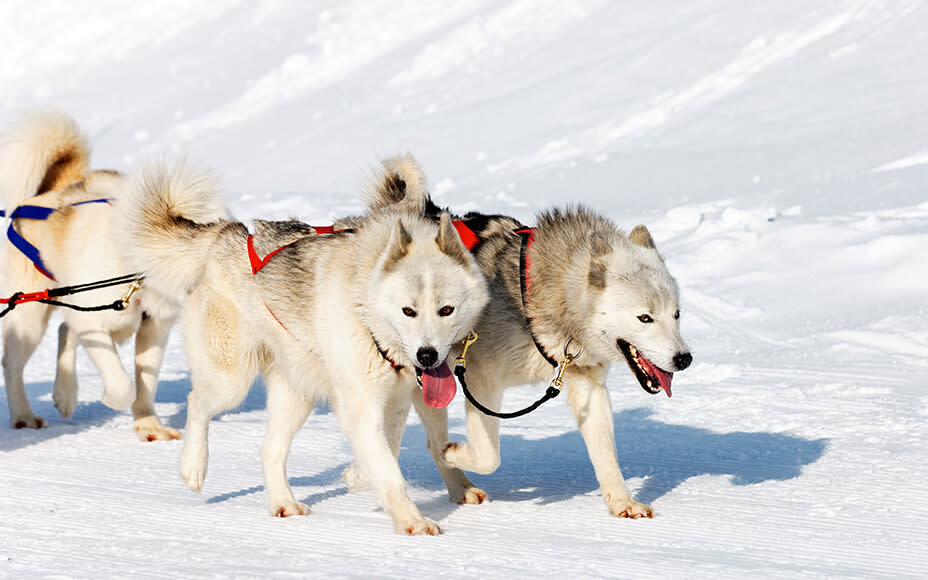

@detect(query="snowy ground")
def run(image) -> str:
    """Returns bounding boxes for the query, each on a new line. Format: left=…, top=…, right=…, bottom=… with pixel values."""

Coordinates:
left=2, top=1, right=927, bottom=578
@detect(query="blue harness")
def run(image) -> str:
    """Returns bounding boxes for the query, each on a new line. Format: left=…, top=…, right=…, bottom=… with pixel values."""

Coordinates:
left=0, top=198, right=112, bottom=280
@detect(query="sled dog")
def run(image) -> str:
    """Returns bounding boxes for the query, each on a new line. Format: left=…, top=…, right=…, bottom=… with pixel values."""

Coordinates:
left=0, top=111, right=225, bottom=438
left=364, top=156, right=693, bottom=518
left=122, top=162, right=489, bottom=534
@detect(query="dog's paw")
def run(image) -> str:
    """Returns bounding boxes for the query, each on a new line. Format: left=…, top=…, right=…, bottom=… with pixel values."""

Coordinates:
left=452, top=486, right=488, bottom=505
left=53, top=380, right=78, bottom=419
left=134, top=416, right=181, bottom=442
left=100, top=377, right=134, bottom=411
left=442, top=442, right=501, bottom=474
left=606, top=494, right=653, bottom=519
left=179, top=446, right=208, bottom=492
left=397, top=517, right=442, bottom=536
left=270, top=500, right=310, bottom=518
left=11, top=413, right=47, bottom=429
left=342, top=464, right=371, bottom=492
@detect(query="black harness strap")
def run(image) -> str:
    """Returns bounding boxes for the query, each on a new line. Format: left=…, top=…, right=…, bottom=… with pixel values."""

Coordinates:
left=0, top=272, right=144, bottom=319
left=514, top=228, right=558, bottom=368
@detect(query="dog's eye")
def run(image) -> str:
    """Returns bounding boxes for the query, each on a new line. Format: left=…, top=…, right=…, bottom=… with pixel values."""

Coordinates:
left=438, top=305, right=454, bottom=317
left=674, top=310, right=680, bottom=320
left=637, top=314, right=654, bottom=323
left=402, top=307, right=417, bottom=318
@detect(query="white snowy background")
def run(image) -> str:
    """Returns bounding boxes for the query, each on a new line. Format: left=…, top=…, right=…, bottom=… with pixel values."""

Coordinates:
left=1, top=1, right=927, bottom=578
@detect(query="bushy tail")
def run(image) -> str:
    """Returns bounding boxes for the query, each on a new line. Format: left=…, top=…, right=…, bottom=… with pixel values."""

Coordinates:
left=119, top=161, right=231, bottom=302
left=0, top=110, right=89, bottom=212
left=362, top=154, right=433, bottom=214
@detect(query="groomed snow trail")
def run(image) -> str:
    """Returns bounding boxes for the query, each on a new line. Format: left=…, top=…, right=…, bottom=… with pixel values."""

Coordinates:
left=2, top=1, right=927, bottom=578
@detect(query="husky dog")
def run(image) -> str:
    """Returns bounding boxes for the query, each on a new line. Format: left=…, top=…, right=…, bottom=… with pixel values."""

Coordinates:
left=364, top=156, right=692, bottom=518
left=122, top=163, right=489, bottom=535
left=0, top=111, right=224, bottom=438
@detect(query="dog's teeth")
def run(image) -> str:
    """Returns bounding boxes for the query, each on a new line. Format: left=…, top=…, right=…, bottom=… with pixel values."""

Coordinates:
left=629, top=345, right=637, bottom=356
left=646, top=380, right=652, bottom=388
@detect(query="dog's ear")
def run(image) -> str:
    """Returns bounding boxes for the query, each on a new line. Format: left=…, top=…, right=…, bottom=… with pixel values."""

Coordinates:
left=383, top=218, right=413, bottom=272
left=436, top=212, right=470, bottom=267
left=628, top=225, right=655, bottom=248
left=629, top=224, right=664, bottom=262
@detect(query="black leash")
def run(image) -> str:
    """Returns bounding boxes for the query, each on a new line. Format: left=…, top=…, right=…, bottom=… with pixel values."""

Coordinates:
left=455, top=364, right=561, bottom=419
left=451, top=332, right=581, bottom=420
left=0, top=272, right=144, bottom=319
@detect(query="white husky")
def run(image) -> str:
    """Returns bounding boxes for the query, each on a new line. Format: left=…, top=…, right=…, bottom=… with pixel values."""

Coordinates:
left=122, top=162, right=489, bottom=534
left=0, top=111, right=225, bottom=438
left=363, top=156, right=693, bottom=518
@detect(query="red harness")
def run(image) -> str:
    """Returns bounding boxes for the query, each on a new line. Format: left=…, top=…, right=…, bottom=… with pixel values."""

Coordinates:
left=246, top=220, right=544, bottom=368
left=247, top=228, right=403, bottom=370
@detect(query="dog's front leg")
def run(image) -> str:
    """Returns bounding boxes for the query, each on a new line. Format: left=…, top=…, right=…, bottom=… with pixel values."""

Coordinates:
left=412, top=394, right=487, bottom=505
left=442, top=370, right=503, bottom=474
left=2, top=303, right=53, bottom=428
left=335, top=385, right=440, bottom=535
left=132, top=314, right=180, bottom=441
left=566, top=366, right=653, bottom=519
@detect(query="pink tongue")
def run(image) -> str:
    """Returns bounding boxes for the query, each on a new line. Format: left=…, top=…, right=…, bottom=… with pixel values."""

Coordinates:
left=655, top=369, right=673, bottom=398
left=639, top=354, right=674, bottom=398
left=421, top=361, right=457, bottom=408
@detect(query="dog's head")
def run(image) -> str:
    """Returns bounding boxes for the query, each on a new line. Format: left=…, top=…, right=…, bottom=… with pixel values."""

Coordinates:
left=366, top=212, right=489, bottom=407
left=578, top=224, right=692, bottom=397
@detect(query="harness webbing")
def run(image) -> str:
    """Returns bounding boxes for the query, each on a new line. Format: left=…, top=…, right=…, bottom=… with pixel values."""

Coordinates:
left=452, top=220, right=480, bottom=251
left=1, top=198, right=113, bottom=280
left=245, top=229, right=401, bottom=371
left=514, top=227, right=559, bottom=368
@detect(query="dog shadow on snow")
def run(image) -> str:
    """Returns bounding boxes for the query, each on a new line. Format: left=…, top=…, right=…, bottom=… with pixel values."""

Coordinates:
left=402, top=407, right=828, bottom=509
left=0, top=377, right=197, bottom=452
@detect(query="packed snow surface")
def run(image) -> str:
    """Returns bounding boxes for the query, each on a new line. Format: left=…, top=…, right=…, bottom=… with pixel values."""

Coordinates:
left=2, top=1, right=926, bottom=578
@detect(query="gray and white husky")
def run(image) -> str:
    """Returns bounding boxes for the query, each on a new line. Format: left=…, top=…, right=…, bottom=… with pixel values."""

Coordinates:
left=121, top=162, right=489, bottom=534
left=0, top=111, right=222, bottom=438
left=363, top=156, right=693, bottom=518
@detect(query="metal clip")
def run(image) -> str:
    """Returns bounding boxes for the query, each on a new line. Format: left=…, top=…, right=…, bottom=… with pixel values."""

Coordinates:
left=119, top=281, right=142, bottom=309
left=454, top=331, right=478, bottom=371
left=549, top=337, right=583, bottom=392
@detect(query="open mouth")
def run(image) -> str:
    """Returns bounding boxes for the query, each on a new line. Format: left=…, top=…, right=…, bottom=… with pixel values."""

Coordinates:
left=616, top=339, right=673, bottom=398
left=415, top=361, right=457, bottom=409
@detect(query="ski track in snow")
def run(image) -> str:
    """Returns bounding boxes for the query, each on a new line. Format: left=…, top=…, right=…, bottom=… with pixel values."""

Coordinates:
left=2, top=1, right=927, bottom=578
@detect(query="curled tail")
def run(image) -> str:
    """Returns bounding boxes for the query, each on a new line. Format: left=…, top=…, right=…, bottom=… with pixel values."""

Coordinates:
left=0, top=110, right=89, bottom=212
left=119, top=162, right=231, bottom=302
left=363, top=154, right=434, bottom=214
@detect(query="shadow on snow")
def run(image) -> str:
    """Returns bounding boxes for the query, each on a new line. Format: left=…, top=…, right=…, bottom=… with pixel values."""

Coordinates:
left=401, top=407, right=828, bottom=507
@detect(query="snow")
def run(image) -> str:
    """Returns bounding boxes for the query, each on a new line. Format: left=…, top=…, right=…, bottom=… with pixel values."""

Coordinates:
left=2, top=1, right=927, bottom=577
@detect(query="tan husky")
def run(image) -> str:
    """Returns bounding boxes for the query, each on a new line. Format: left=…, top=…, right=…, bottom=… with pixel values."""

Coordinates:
left=121, top=162, right=489, bottom=534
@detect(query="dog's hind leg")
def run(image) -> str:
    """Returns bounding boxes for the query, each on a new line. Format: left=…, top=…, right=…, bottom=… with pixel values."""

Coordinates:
left=67, top=315, right=134, bottom=411
left=2, top=303, right=53, bottom=429
left=565, top=366, right=653, bottom=519
left=53, top=322, right=79, bottom=419
left=261, top=367, right=313, bottom=518
left=180, top=291, right=256, bottom=492
left=413, top=395, right=488, bottom=505
left=442, top=371, right=503, bottom=475
left=180, top=366, right=254, bottom=492
left=132, top=313, right=180, bottom=442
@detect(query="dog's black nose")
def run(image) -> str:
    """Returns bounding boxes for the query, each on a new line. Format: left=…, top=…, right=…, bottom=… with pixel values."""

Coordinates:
left=416, top=347, right=438, bottom=368
left=673, top=352, right=692, bottom=371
